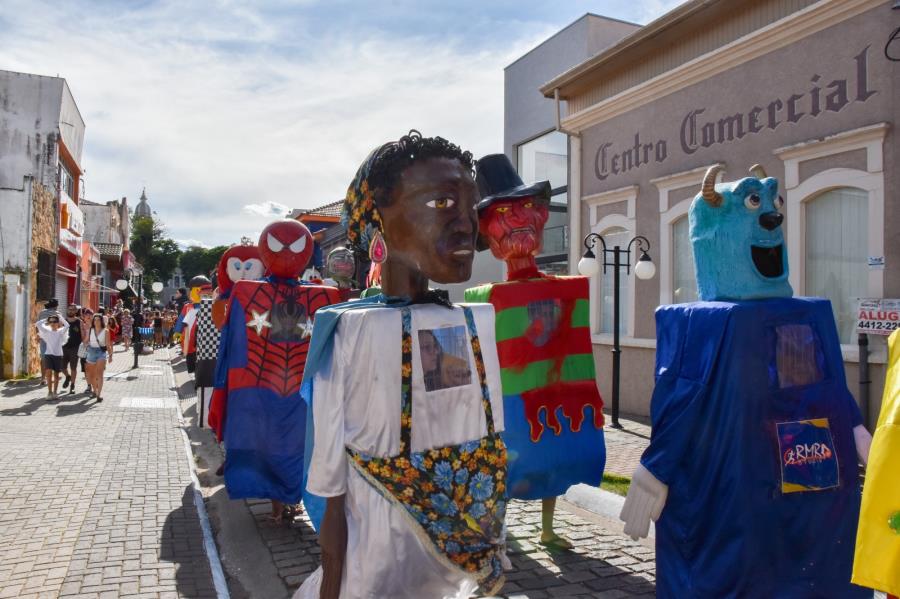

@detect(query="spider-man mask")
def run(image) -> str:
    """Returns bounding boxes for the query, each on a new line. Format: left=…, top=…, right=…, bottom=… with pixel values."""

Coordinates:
left=258, top=220, right=314, bottom=279
left=216, top=245, right=264, bottom=296
left=479, top=197, right=549, bottom=261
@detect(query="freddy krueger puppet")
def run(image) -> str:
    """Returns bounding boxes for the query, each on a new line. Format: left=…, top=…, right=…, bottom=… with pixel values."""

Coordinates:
left=465, top=153, right=605, bottom=550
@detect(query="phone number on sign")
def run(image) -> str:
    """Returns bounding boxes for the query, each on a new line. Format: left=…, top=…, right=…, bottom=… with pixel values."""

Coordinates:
left=855, top=319, right=899, bottom=333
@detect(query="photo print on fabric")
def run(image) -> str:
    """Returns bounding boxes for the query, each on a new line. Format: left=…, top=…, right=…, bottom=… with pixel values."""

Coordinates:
left=418, top=326, right=472, bottom=392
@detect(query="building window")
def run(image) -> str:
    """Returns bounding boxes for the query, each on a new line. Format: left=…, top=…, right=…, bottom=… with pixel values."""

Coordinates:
left=518, top=130, right=568, bottom=272
left=672, top=216, right=698, bottom=303
left=58, top=162, right=75, bottom=200
left=598, top=227, right=631, bottom=335
left=36, top=250, right=56, bottom=301
left=804, top=187, right=868, bottom=344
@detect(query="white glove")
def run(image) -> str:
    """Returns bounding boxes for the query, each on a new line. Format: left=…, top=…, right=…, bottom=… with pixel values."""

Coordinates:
left=853, top=424, right=872, bottom=466
left=619, top=464, right=668, bottom=540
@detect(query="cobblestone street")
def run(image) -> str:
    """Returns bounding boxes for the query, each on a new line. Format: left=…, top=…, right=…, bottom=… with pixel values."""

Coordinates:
left=0, top=346, right=654, bottom=599
left=0, top=347, right=222, bottom=599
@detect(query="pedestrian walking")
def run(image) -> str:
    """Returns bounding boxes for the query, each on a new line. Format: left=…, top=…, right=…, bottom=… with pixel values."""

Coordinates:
left=36, top=299, right=61, bottom=386
left=35, top=315, right=69, bottom=399
left=84, top=314, right=113, bottom=402
left=153, top=311, right=163, bottom=348
left=108, top=315, right=120, bottom=345
left=79, top=308, right=94, bottom=394
left=61, top=304, right=83, bottom=395
left=120, top=309, right=134, bottom=350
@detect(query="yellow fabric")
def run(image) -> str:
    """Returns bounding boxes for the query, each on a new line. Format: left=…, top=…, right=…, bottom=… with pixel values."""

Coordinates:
left=853, top=329, right=900, bottom=596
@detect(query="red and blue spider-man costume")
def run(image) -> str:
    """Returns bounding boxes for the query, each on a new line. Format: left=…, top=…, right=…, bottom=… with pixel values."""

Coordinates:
left=211, top=220, right=340, bottom=504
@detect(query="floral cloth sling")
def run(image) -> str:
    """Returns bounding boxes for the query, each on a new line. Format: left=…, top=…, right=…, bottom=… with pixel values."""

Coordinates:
left=348, top=306, right=508, bottom=595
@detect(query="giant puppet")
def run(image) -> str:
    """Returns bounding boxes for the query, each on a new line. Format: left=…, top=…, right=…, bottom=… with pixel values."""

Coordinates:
left=211, top=242, right=264, bottom=329
left=215, top=220, right=340, bottom=518
left=619, top=165, right=873, bottom=598
left=297, top=131, right=508, bottom=599
left=180, top=275, right=213, bottom=373
left=852, top=328, right=900, bottom=597
left=207, top=243, right=264, bottom=438
left=465, top=154, right=604, bottom=548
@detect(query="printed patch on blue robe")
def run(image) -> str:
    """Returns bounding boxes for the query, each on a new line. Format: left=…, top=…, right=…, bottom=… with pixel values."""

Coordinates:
left=776, top=418, right=839, bottom=494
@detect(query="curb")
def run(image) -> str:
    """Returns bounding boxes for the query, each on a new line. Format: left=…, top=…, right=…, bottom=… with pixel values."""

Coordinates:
left=563, top=484, right=656, bottom=539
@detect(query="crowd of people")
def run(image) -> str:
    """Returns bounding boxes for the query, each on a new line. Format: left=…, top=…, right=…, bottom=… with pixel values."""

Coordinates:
left=34, top=291, right=190, bottom=402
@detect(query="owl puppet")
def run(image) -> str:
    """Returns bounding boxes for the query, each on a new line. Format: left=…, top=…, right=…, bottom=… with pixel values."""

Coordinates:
left=465, top=154, right=605, bottom=548
left=213, top=220, right=340, bottom=519
left=619, top=165, right=873, bottom=598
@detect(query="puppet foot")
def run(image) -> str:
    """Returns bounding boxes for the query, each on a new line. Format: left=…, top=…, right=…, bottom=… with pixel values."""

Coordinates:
left=539, top=532, right=573, bottom=550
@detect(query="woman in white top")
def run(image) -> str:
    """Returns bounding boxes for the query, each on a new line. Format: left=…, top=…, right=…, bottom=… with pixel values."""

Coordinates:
left=85, top=313, right=113, bottom=402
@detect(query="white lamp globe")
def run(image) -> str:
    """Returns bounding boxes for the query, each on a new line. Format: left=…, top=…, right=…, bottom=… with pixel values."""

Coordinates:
left=578, top=255, right=600, bottom=277
left=152, top=282, right=164, bottom=293
left=115, top=279, right=128, bottom=291
left=634, top=254, right=656, bottom=280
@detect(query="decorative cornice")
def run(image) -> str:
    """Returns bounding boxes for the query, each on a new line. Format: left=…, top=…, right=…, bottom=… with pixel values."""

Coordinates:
left=560, top=0, right=883, bottom=132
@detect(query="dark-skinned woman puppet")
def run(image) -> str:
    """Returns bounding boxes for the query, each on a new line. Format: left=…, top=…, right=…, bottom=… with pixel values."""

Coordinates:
left=295, top=131, right=508, bottom=599
left=465, top=154, right=605, bottom=550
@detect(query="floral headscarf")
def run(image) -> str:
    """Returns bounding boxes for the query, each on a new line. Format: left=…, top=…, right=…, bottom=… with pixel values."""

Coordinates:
left=343, top=144, right=390, bottom=256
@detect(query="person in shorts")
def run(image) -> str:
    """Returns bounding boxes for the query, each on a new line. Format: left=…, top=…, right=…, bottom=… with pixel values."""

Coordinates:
left=84, top=313, right=113, bottom=402
left=36, top=314, right=69, bottom=399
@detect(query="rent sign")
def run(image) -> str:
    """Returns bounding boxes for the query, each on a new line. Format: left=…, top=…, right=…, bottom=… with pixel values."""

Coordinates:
left=855, top=298, right=900, bottom=336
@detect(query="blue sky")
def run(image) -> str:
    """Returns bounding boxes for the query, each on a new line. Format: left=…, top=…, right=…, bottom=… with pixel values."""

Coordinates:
left=1, top=0, right=680, bottom=247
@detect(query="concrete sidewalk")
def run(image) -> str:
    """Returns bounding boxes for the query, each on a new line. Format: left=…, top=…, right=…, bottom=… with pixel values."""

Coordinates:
left=0, top=346, right=222, bottom=599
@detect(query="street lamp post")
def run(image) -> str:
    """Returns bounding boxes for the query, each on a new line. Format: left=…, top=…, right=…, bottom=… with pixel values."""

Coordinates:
left=578, top=233, right=656, bottom=429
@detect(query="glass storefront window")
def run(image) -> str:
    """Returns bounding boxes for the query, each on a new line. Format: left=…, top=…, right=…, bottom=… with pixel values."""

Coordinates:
left=672, top=216, right=698, bottom=303
left=805, top=187, right=868, bottom=344
left=517, top=130, right=569, bottom=266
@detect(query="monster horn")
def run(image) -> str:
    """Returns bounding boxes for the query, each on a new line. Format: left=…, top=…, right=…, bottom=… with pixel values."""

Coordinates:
left=749, top=164, right=767, bottom=179
left=701, top=165, right=724, bottom=207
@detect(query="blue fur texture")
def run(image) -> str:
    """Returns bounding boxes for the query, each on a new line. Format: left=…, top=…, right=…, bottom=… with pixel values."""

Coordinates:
left=689, top=175, right=792, bottom=301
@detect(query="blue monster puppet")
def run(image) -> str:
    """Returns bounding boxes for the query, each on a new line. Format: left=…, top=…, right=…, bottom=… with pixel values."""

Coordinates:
left=619, top=164, right=873, bottom=598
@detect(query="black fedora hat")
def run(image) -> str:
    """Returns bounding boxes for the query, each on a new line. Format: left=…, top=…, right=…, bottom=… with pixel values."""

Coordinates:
left=188, top=275, right=212, bottom=288
left=475, top=154, right=551, bottom=213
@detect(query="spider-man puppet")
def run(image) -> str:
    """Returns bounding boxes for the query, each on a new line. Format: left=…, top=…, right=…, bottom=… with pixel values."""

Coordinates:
left=211, top=220, right=340, bottom=516
left=465, top=154, right=605, bottom=548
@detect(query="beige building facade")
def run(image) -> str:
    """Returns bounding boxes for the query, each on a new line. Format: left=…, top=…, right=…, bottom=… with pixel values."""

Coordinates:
left=540, top=0, right=898, bottom=426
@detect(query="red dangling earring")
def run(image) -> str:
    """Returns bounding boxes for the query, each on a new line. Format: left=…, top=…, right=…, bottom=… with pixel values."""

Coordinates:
left=369, top=230, right=387, bottom=264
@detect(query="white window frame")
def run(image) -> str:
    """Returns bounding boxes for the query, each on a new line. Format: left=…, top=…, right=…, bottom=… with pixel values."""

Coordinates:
left=653, top=163, right=724, bottom=305
left=581, top=185, right=638, bottom=342
left=774, top=122, right=887, bottom=359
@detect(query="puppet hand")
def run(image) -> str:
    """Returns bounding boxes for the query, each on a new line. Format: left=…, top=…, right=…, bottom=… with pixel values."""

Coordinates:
left=853, top=424, right=872, bottom=466
left=620, top=464, right=668, bottom=540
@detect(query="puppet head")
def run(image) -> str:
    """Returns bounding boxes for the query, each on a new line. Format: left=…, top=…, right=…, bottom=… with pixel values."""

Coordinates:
left=344, top=130, right=478, bottom=289
left=690, top=164, right=792, bottom=301
left=188, top=275, right=213, bottom=303
left=216, top=244, right=264, bottom=296
left=258, top=220, right=314, bottom=279
left=326, top=246, right=355, bottom=286
left=475, top=154, right=551, bottom=278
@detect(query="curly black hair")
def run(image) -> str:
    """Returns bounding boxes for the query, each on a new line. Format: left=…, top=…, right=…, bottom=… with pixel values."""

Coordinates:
left=365, top=130, right=475, bottom=207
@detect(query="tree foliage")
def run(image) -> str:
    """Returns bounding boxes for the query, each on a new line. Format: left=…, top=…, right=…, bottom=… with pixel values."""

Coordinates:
left=130, top=215, right=182, bottom=296
left=179, top=245, right=229, bottom=281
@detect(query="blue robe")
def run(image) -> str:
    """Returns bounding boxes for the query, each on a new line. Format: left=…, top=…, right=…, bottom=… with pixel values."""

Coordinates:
left=642, top=297, right=866, bottom=598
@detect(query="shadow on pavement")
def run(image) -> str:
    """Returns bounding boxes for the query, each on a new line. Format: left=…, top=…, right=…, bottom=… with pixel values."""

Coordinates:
left=0, top=380, right=44, bottom=398
left=501, top=542, right=656, bottom=597
left=161, top=485, right=218, bottom=599
left=0, top=396, right=48, bottom=415
left=55, top=398, right=99, bottom=416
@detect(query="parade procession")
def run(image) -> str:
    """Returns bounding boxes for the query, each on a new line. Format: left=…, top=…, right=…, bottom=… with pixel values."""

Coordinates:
left=1, top=1, right=899, bottom=598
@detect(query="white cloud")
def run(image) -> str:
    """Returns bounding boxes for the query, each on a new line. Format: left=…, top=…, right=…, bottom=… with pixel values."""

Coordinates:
left=1, top=1, right=671, bottom=246
left=243, top=201, right=290, bottom=218
left=175, top=239, right=212, bottom=250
